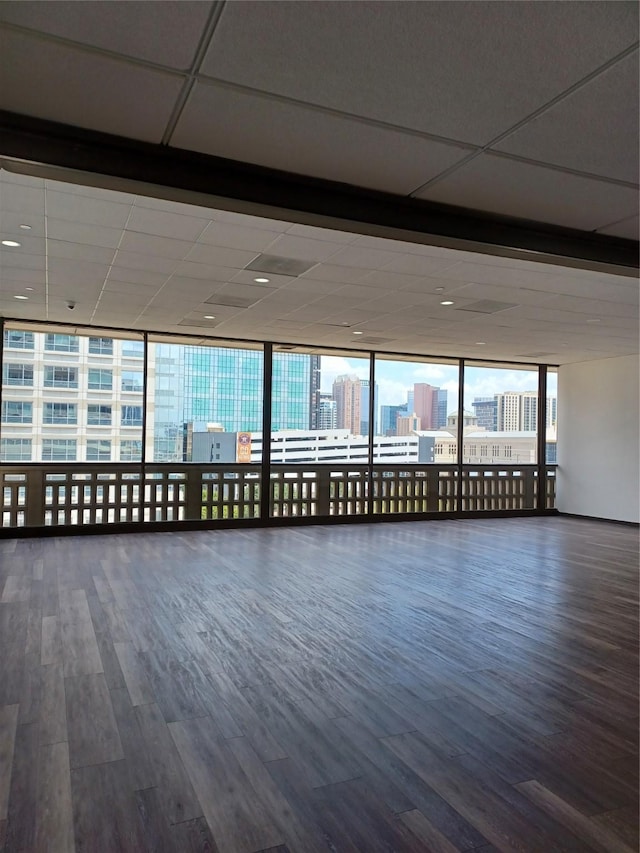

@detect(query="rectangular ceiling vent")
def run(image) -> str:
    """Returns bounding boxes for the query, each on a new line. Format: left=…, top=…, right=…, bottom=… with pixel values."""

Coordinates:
left=517, top=351, right=555, bottom=358
left=276, top=345, right=297, bottom=351
left=204, top=295, right=257, bottom=308
left=245, top=254, right=316, bottom=277
left=455, top=300, right=518, bottom=314
left=356, top=336, right=395, bottom=345
left=178, top=318, right=222, bottom=328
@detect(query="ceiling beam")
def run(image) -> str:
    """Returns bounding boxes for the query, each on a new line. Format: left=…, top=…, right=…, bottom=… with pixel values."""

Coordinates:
left=0, top=109, right=637, bottom=273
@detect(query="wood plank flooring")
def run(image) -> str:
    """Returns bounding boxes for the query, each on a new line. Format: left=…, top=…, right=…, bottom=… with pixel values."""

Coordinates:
left=0, top=516, right=637, bottom=853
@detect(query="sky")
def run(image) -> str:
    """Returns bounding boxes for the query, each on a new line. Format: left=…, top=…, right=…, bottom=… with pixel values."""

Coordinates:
left=320, top=355, right=557, bottom=413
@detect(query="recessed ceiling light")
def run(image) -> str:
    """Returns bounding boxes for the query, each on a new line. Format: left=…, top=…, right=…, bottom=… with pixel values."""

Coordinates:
left=434, top=287, right=445, bottom=293
left=14, top=294, right=29, bottom=300
left=204, top=315, right=216, bottom=320
left=254, top=277, right=270, bottom=283
left=586, top=318, right=601, bottom=323
left=352, top=331, right=364, bottom=335
left=2, top=240, right=21, bottom=247
left=24, top=287, right=34, bottom=292
left=475, top=341, right=486, bottom=345
left=440, top=300, right=455, bottom=306
left=19, top=224, right=32, bottom=230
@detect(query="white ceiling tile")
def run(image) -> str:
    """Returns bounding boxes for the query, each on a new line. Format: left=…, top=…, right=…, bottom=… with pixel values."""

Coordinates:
left=358, top=270, right=432, bottom=291
left=230, top=270, right=301, bottom=289
left=107, top=266, right=170, bottom=287
left=0, top=29, right=184, bottom=142
left=445, top=283, right=557, bottom=307
left=597, top=216, right=639, bottom=240
left=172, top=262, right=238, bottom=282
left=0, top=208, right=46, bottom=238
left=0, top=266, right=44, bottom=285
left=416, top=154, right=640, bottom=230
left=0, top=1, right=213, bottom=69
left=265, top=235, right=345, bottom=264
left=200, top=1, right=637, bottom=144
left=543, top=295, right=638, bottom=318
left=46, top=219, right=122, bottom=249
left=45, top=180, right=135, bottom=205
left=126, top=207, right=211, bottom=241
left=44, top=190, right=132, bottom=228
left=47, top=258, right=109, bottom=287
left=298, top=264, right=374, bottom=283
left=102, top=279, right=161, bottom=297
left=112, top=250, right=178, bottom=275
left=184, top=244, right=259, bottom=269
left=285, top=224, right=359, bottom=244
left=437, top=261, right=558, bottom=288
left=212, top=209, right=291, bottom=231
left=381, top=254, right=458, bottom=277
left=494, top=52, right=639, bottom=183
left=531, top=274, right=640, bottom=303
left=172, top=82, right=472, bottom=193
left=97, top=291, right=152, bottom=309
left=0, top=253, right=45, bottom=271
left=325, top=246, right=406, bottom=269
left=198, top=221, right=280, bottom=252
left=0, top=233, right=45, bottom=255
left=119, top=232, right=194, bottom=260
left=47, top=240, right=116, bottom=265
left=0, top=182, right=45, bottom=214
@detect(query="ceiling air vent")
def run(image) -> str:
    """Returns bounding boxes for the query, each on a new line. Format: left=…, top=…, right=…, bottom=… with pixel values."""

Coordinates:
left=204, top=295, right=258, bottom=308
left=455, top=300, right=518, bottom=314
left=356, top=336, right=395, bottom=346
left=517, top=352, right=555, bottom=358
left=245, top=254, right=316, bottom=277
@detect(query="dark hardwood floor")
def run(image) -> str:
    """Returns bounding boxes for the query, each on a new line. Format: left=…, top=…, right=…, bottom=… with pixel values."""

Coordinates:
left=0, top=516, right=638, bottom=853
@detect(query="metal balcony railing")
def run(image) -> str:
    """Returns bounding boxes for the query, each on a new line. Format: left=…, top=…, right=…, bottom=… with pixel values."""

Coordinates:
left=1, top=463, right=557, bottom=530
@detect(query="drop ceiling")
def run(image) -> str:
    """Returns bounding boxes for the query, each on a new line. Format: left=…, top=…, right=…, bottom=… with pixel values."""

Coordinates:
left=0, top=2, right=638, bottom=363
left=1, top=169, right=637, bottom=364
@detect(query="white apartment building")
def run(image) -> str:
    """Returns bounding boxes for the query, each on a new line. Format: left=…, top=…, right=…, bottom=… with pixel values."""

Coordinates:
left=1, top=329, right=148, bottom=462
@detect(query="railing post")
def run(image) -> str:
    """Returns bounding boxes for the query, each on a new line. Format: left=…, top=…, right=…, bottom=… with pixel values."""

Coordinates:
left=25, top=467, right=45, bottom=527
left=317, top=467, right=331, bottom=516
left=185, top=466, right=203, bottom=520
left=524, top=467, right=535, bottom=509
left=427, top=468, right=440, bottom=512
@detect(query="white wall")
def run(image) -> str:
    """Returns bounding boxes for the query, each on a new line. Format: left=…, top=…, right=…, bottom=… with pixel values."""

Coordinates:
left=557, top=355, right=639, bottom=523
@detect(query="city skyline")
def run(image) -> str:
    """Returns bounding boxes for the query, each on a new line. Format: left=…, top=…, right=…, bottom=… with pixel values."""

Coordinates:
left=1, top=328, right=558, bottom=463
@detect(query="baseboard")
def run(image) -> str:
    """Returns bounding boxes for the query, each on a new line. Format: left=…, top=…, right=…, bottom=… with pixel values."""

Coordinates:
left=0, top=508, right=558, bottom=539
left=557, top=511, right=640, bottom=528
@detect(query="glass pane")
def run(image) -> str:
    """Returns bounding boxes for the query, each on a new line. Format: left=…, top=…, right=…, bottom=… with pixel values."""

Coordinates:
left=148, top=341, right=264, bottom=462
left=374, top=356, right=458, bottom=463
left=546, top=369, right=558, bottom=464
left=3, top=330, right=34, bottom=350
left=1, top=326, right=144, bottom=462
left=270, top=350, right=370, bottom=465
left=463, top=362, right=540, bottom=464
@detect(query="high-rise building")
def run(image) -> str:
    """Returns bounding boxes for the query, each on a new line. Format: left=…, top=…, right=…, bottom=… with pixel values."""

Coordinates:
left=433, top=389, right=448, bottom=429
left=472, top=398, right=498, bottom=431
left=316, top=393, right=337, bottom=429
left=547, top=396, right=557, bottom=427
left=380, top=404, right=406, bottom=436
left=396, top=412, right=421, bottom=435
left=332, top=375, right=362, bottom=434
left=495, top=391, right=538, bottom=431
left=413, top=383, right=436, bottom=429
left=309, top=355, right=321, bottom=429
left=413, top=383, right=447, bottom=430
left=359, top=380, right=378, bottom=435
left=1, top=329, right=145, bottom=463
left=153, top=345, right=318, bottom=461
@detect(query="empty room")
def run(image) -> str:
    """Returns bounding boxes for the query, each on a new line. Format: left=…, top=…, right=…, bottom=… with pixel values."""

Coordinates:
left=0, top=2, right=638, bottom=851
